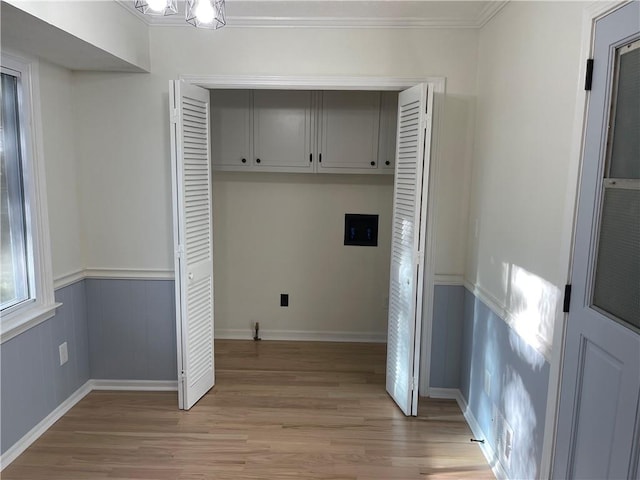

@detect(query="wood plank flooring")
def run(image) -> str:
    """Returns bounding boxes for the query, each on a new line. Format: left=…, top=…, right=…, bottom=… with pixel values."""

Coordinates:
left=2, top=340, right=493, bottom=479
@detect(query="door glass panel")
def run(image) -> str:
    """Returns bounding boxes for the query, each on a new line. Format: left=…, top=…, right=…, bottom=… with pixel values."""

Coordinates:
left=592, top=40, right=640, bottom=329
left=593, top=186, right=640, bottom=328
left=608, top=41, right=639, bottom=179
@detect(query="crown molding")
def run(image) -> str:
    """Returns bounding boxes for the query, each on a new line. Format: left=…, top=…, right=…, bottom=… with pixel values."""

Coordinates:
left=116, top=0, right=511, bottom=29
left=475, top=1, right=509, bottom=28
left=154, top=15, right=480, bottom=29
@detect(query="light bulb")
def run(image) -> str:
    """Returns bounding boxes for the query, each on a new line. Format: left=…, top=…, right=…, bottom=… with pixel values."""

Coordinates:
left=195, top=0, right=214, bottom=24
left=146, top=0, right=166, bottom=13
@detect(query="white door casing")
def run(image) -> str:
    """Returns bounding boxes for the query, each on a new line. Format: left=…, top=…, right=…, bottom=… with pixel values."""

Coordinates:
left=386, top=83, right=434, bottom=416
left=170, top=80, right=215, bottom=410
left=553, top=3, right=640, bottom=478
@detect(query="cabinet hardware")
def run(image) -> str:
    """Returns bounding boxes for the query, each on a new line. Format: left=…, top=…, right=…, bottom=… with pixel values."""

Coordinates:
left=371, top=161, right=376, bottom=166
left=309, top=153, right=312, bottom=163
left=256, top=158, right=261, bottom=164
left=385, top=161, right=390, bottom=166
left=319, top=153, right=322, bottom=163
left=241, top=158, right=247, bottom=164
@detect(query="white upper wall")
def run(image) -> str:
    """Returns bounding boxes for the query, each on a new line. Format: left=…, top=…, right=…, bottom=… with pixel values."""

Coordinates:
left=2, top=0, right=150, bottom=72
left=73, top=26, right=478, bottom=274
left=465, top=1, right=586, bottom=355
left=38, top=61, right=85, bottom=280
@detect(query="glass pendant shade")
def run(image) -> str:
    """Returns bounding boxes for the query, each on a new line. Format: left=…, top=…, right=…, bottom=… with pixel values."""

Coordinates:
left=134, top=0, right=177, bottom=16
left=186, top=0, right=226, bottom=29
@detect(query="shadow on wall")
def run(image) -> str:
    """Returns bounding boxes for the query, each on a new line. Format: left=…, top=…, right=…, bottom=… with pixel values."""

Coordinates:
left=461, top=265, right=553, bottom=478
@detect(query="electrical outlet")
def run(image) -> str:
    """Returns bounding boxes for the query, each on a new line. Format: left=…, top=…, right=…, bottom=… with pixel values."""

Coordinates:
left=484, top=369, right=491, bottom=396
left=280, top=293, right=289, bottom=307
left=59, top=342, right=68, bottom=366
left=494, top=408, right=514, bottom=470
left=503, top=421, right=514, bottom=466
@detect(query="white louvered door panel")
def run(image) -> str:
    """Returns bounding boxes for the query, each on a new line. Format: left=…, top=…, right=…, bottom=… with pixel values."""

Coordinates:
left=386, top=83, right=433, bottom=416
left=170, top=80, right=215, bottom=410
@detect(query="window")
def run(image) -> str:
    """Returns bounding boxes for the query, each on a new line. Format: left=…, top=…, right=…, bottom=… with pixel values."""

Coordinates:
left=0, top=53, right=57, bottom=342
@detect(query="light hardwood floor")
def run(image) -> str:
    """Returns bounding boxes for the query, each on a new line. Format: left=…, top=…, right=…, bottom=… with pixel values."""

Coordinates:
left=2, top=340, right=493, bottom=479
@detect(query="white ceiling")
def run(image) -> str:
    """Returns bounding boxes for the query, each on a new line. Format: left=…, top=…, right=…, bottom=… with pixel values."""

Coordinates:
left=119, top=0, right=508, bottom=28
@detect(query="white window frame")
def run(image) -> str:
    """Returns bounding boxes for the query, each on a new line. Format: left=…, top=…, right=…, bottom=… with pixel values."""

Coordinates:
left=0, top=52, right=58, bottom=343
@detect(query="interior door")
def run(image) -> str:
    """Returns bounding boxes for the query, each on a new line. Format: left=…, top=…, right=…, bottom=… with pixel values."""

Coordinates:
left=553, top=3, right=640, bottom=478
left=386, top=83, right=434, bottom=416
left=169, top=80, right=215, bottom=410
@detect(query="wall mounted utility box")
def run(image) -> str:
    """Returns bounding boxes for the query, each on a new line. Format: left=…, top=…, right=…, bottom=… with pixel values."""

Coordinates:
left=344, top=214, right=379, bottom=246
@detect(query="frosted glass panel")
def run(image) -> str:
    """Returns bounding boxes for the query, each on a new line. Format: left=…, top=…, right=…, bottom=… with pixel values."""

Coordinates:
left=593, top=187, right=640, bottom=329
left=609, top=44, right=639, bottom=179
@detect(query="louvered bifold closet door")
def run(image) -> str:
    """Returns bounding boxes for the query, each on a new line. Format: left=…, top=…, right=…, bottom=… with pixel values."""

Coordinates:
left=386, top=83, right=433, bottom=416
left=170, top=80, right=215, bottom=410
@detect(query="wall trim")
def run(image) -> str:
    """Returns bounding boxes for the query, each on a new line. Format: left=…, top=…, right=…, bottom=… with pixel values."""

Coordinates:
left=215, top=328, right=387, bottom=343
left=183, top=74, right=444, bottom=91
left=428, top=388, right=508, bottom=480
left=475, top=1, right=509, bottom=28
left=463, top=279, right=552, bottom=362
left=53, top=269, right=176, bottom=287
left=91, top=379, right=178, bottom=391
left=433, top=274, right=464, bottom=286
left=116, top=0, right=510, bottom=29
left=0, top=380, right=93, bottom=471
left=84, top=268, right=174, bottom=280
left=53, top=269, right=85, bottom=289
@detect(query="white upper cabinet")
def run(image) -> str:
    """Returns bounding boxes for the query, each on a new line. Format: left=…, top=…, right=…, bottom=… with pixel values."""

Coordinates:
left=210, top=89, right=251, bottom=170
left=210, top=89, right=395, bottom=175
left=378, top=92, right=399, bottom=172
left=318, top=91, right=381, bottom=173
left=253, top=90, right=314, bottom=172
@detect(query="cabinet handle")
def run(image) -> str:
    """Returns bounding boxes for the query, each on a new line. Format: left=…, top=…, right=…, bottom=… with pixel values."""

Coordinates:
left=256, top=158, right=261, bottom=164
left=319, top=153, right=322, bottom=163
left=310, top=153, right=313, bottom=163
left=385, top=161, right=390, bottom=166
left=241, top=158, right=247, bottom=164
left=371, top=161, right=376, bottom=166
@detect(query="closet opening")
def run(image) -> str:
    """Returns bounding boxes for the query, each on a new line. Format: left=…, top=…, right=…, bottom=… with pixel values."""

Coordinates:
left=169, top=78, right=441, bottom=415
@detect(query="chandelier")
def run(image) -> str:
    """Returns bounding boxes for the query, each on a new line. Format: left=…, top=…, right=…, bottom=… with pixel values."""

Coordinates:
left=134, top=0, right=226, bottom=29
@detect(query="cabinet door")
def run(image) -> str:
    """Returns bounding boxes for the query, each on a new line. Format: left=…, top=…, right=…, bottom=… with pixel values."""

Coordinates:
left=253, top=90, right=314, bottom=172
left=319, top=91, right=380, bottom=173
left=378, top=92, right=398, bottom=173
left=210, top=89, right=251, bottom=170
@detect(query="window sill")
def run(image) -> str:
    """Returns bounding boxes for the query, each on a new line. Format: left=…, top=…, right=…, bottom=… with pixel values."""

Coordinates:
left=0, top=302, right=62, bottom=344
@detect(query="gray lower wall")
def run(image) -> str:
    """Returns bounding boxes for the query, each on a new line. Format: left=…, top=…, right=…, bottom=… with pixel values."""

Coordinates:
left=460, top=287, right=550, bottom=479
left=0, top=281, right=90, bottom=455
left=86, top=278, right=176, bottom=380
left=1, top=278, right=178, bottom=456
left=429, top=284, right=464, bottom=388
left=3, top=277, right=549, bottom=476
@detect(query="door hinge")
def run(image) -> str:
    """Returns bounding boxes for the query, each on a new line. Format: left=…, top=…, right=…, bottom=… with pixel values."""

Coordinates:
left=170, top=107, right=179, bottom=124
left=410, top=377, right=416, bottom=391
left=584, top=59, right=594, bottom=91
left=176, top=244, right=185, bottom=258
left=563, top=284, right=572, bottom=313
left=180, top=370, right=186, bottom=384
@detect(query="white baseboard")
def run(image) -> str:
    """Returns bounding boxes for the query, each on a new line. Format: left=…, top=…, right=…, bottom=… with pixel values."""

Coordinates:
left=0, top=380, right=93, bottom=470
left=428, top=387, right=462, bottom=400
left=215, top=328, right=387, bottom=343
left=0, top=379, right=178, bottom=471
left=91, top=379, right=178, bottom=391
left=436, top=388, right=508, bottom=480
